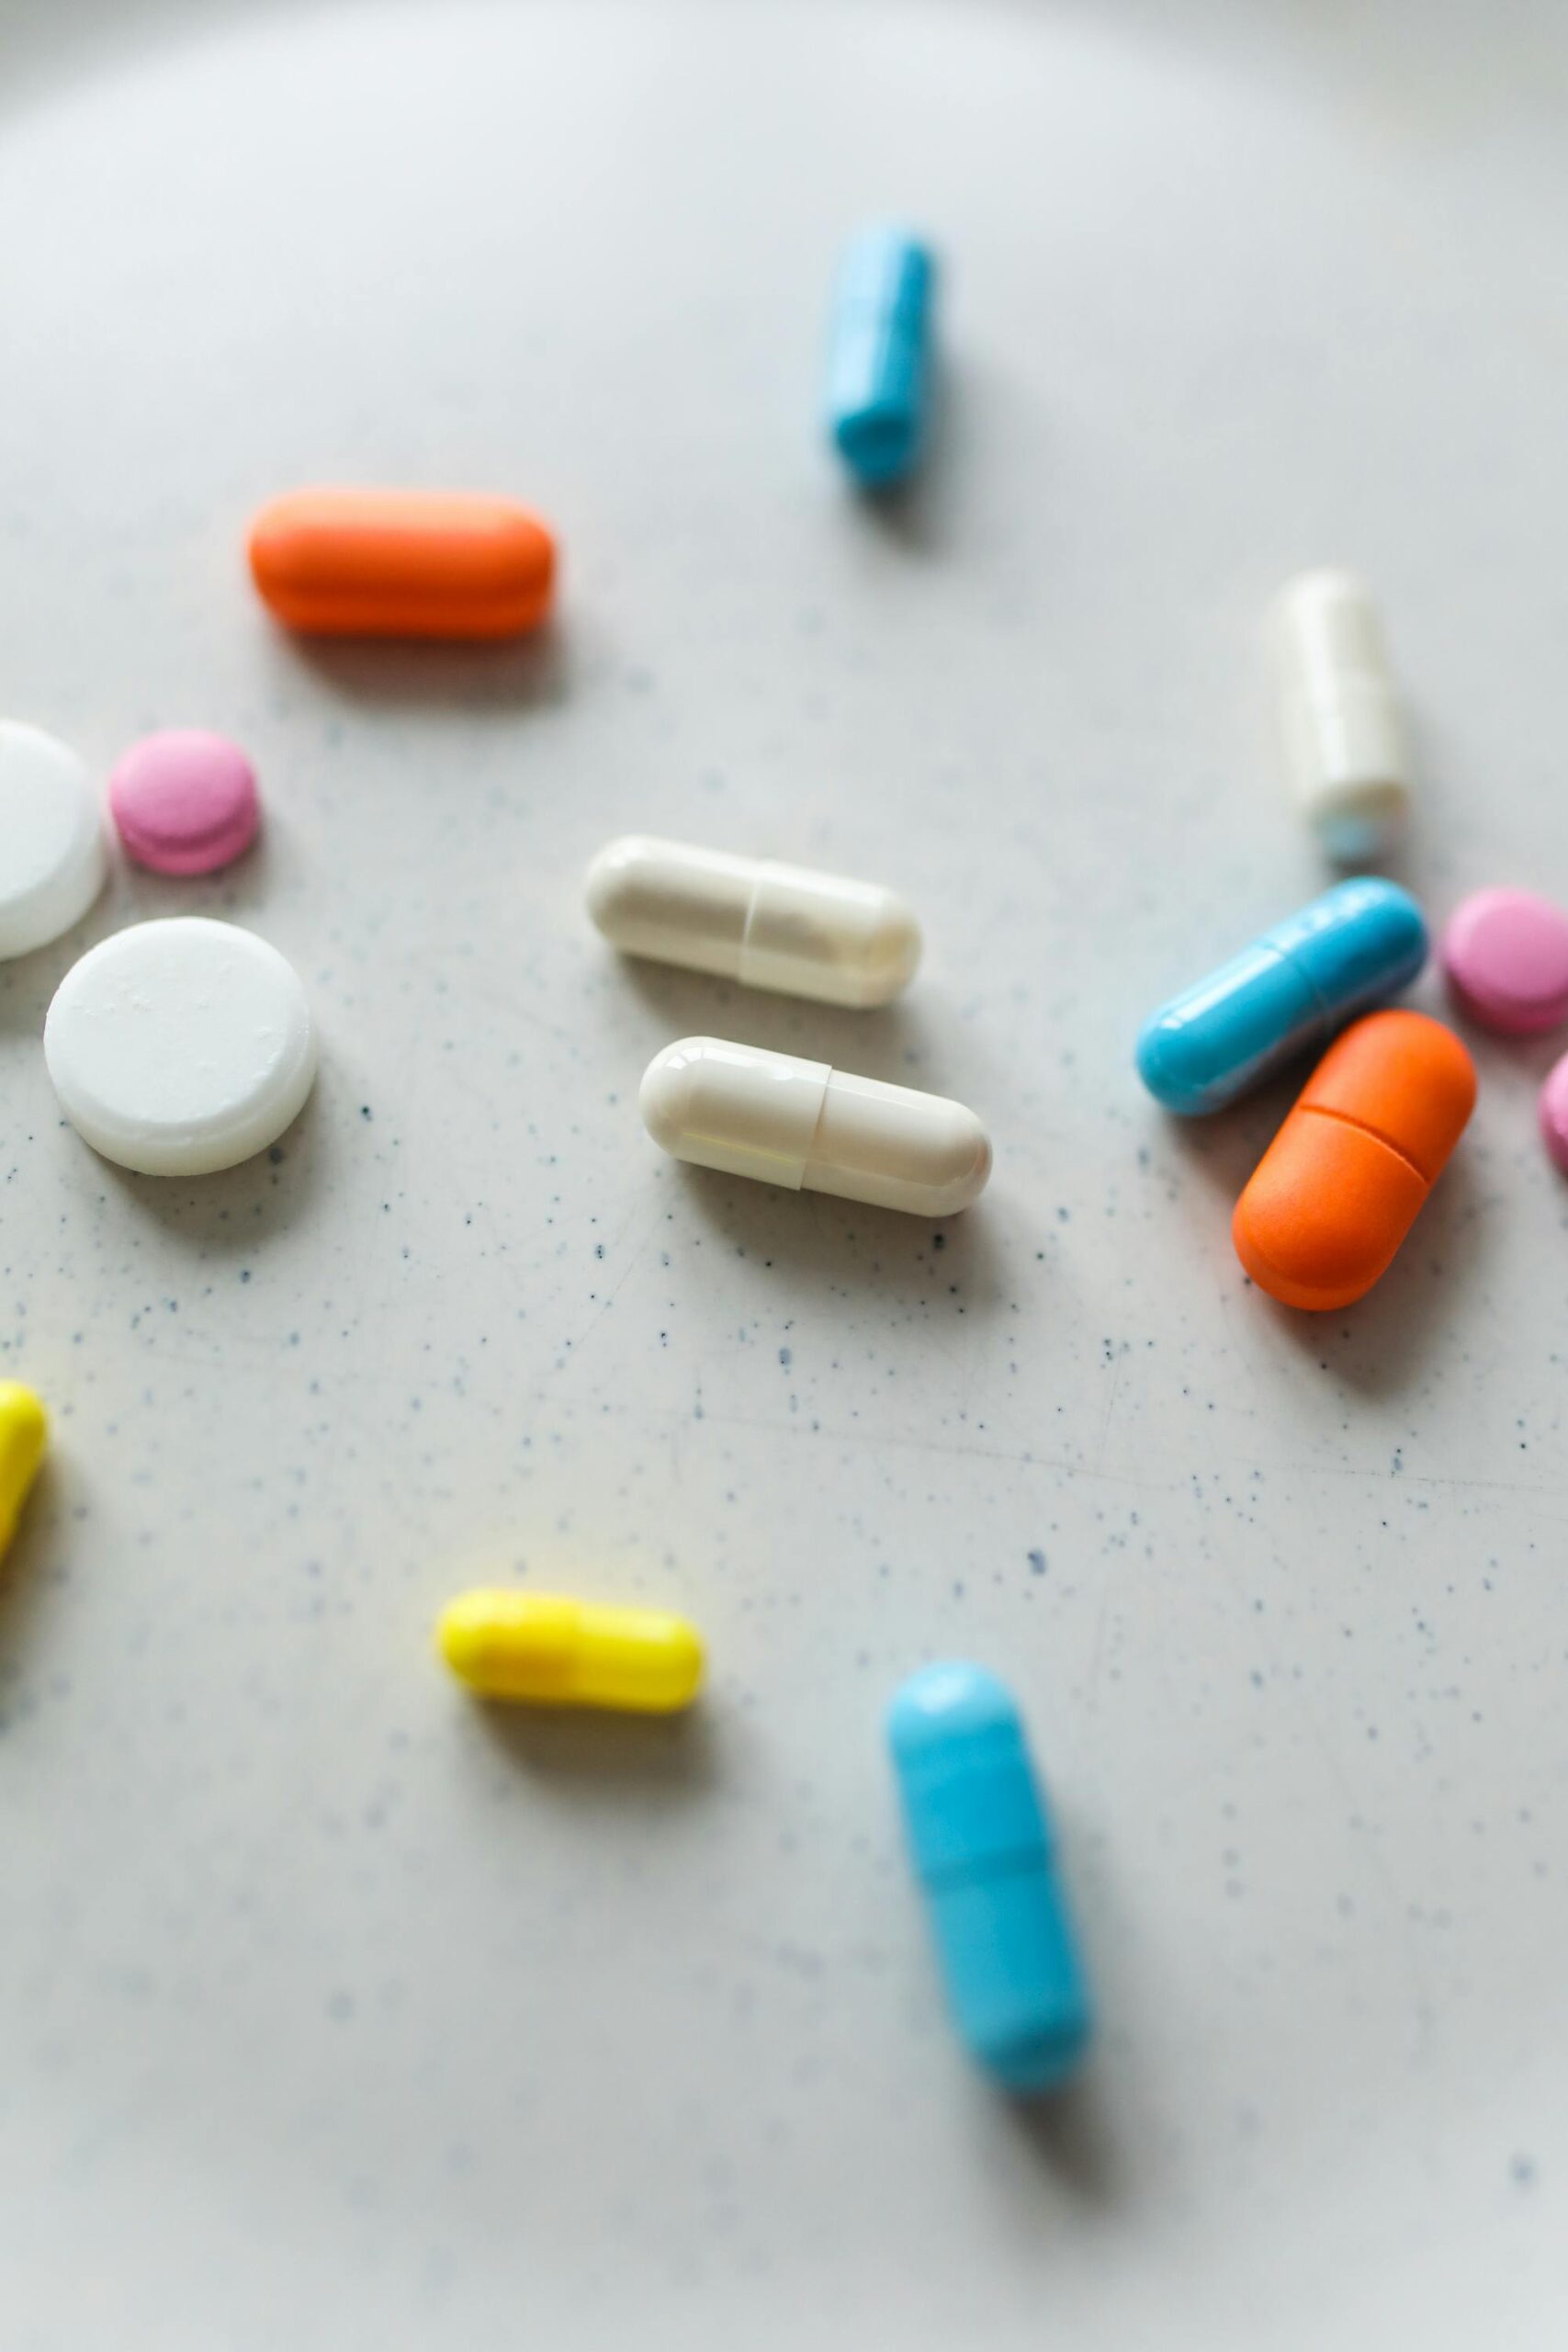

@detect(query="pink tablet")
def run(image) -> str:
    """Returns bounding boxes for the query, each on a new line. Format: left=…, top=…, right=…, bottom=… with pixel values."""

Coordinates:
left=108, top=730, right=259, bottom=876
left=1441, top=888, right=1568, bottom=1037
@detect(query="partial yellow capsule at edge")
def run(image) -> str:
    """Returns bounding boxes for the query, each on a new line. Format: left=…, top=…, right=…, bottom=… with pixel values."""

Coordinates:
left=436, top=1590, right=705, bottom=1713
left=0, top=1383, right=47, bottom=1555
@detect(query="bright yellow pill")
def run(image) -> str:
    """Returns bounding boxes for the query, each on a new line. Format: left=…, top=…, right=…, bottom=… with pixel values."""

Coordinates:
left=436, top=1590, right=705, bottom=1713
left=0, top=1382, right=47, bottom=1555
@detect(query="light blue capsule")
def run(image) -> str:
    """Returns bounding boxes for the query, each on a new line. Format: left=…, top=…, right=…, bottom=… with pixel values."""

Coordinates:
left=887, top=1662, right=1091, bottom=2095
left=1135, top=876, right=1427, bottom=1115
left=825, top=226, right=935, bottom=489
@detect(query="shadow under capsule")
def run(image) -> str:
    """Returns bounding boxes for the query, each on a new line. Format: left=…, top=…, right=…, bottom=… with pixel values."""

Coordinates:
left=0, top=1454, right=71, bottom=1684
left=1140, top=1040, right=1491, bottom=1395
left=1249, top=1142, right=1490, bottom=1400
left=664, top=1158, right=1010, bottom=1319
left=467, top=1688, right=725, bottom=1810
left=615, top=952, right=958, bottom=1087
left=264, top=616, right=572, bottom=717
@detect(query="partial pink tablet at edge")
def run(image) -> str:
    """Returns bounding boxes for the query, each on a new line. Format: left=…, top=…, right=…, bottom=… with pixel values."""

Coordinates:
left=108, top=730, right=260, bottom=876
left=1540, top=1054, right=1568, bottom=1174
left=1441, top=888, right=1568, bottom=1037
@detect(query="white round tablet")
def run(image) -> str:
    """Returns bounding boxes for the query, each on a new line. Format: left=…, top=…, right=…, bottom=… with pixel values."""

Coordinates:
left=0, top=720, right=107, bottom=959
left=44, top=918, right=318, bottom=1176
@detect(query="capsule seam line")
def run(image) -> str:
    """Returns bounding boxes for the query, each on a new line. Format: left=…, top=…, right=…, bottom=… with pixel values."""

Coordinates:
left=1303, top=1101, right=1427, bottom=1181
left=1278, top=944, right=1336, bottom=1028
left=800, top=1071, right=837, bottom=1180
left=738, top=871, right=768, bottom=980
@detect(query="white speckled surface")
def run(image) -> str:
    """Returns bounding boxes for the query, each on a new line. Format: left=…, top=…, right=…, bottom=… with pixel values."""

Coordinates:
left=3, top=2, right=1567, bottom=2345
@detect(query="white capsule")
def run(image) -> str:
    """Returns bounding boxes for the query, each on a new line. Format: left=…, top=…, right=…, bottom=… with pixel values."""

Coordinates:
left=586, top=835, right=920, bottom=1008
left=1268, top=570, right=1411, bottom=861
left=639, top=1035, right=990, bottom=1216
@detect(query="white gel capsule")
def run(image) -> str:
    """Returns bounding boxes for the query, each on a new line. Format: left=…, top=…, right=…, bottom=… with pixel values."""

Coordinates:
left=586, top=835, right=920, bottom=1008
left=1269, top=570, right=1411, bottom=861
left=0, top=721, right=107, bottom=959
left=639, top=1035, right=990, bottom=1216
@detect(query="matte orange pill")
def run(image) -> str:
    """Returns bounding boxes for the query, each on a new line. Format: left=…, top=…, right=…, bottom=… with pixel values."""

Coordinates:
left=1233, top=1009, right=1475, bottom=1310
left=247, top=488, right=555, bottom=640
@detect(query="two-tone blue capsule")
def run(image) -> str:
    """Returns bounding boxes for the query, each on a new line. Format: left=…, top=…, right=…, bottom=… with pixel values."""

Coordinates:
left=887, top=1662, right=1092, bottom=2094
left=1135, top=876, right=1427, bottom=1114
left=825, top=226, right=935, bottom=489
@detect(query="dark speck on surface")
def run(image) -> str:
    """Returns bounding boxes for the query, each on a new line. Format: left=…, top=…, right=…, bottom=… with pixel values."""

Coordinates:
left=1027, top=1549, right=1047, bottom=1575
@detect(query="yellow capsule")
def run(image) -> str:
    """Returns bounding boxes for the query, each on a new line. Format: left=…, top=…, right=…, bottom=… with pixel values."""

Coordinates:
left=0, top=1383, right=47, bottom=1556
left=436, top=1590, right=705, bottom=1713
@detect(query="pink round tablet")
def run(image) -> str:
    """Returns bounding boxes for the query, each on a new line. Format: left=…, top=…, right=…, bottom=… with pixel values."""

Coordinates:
left=1441, top=888, right=1568, bottom=1037
left=108, top=730, right=259, bottom=876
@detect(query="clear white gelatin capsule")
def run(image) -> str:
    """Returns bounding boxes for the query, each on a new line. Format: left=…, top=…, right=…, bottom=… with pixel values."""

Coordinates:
left=0, top=720, right=107, bottom=959
left=586, top=835, right=920, bottom=1008
left=1269, top=570, right=1411, bottom=860
left=640, top=1035, right=991, bottom=1216
left=44, top=917, right=318, bottom=1176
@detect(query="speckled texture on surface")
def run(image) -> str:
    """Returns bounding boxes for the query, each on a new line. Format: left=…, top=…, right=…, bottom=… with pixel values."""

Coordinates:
left=2, top=3, right=1567, bottom=2347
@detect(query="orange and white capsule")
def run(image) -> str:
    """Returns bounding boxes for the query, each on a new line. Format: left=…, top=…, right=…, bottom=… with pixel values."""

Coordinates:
left=248, top=488, right=555, bottom=639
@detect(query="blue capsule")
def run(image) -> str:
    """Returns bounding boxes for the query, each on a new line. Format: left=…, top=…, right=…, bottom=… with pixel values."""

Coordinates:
left=825, top=226, right=935, bottom=489
left=1135, top=876, right=1427, bottom=1115
left=887, top=1662, right=1092, bottom=2095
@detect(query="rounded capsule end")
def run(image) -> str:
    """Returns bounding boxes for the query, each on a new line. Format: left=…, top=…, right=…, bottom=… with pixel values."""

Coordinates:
left=833, top=404, right=920, bottom=490
left=982, top=2007, right=1094, bottom=2097
left=887, top=1660, right=1018, bottom=1758
left=638, top=1037, right=706, bottom=1159
left=933, top=1112, right=992, bottom=1216
left=1134, top=1012, right=1220, bottom=1114
left=583, top=835, right=640, bottom=941
left=435, top=1589, right=504, bottom=1688
left=1312, top=779, right=1409, bottom=863
left=639, top=1616, right=706, bottom=1713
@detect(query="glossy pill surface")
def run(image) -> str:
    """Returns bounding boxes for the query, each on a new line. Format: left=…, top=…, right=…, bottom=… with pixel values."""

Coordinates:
left=1269, top=570, right=1410, bottom=860
left=248, top=488, right=555, bottom=639
left=437, top=1591, right=704, bottom=1713
left=826, top=225, right=935, bottom=489
left=587, top=835, right=920, bottom=1007
left=109, top=730, right=259, bottom=875
left=640, top=1036, right=990, bottom=1216
left=0, top=1384, right=47, bottom=1557
left=0, top=721, right=107, bottom=959
left=1234, top=1010, right=1475, bottom=1309
left=1137, top=876, right=1427, bottom=1114
left=45, top=919, right=318, bottom=1176
left=888, top=1663, right=1092, bottom=2094
left=1442, top=889, right=1568, bottom=1037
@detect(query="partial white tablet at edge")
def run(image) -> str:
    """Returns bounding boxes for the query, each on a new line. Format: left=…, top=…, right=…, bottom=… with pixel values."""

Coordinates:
left=0, top=720, right=107, bottom=959
left=44, top=918, right=318, bottom=1176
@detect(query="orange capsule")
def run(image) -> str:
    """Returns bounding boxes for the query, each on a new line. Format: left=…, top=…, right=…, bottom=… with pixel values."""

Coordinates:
left=1233, top=1009, right=1475, bottom=1310
left=247, top=488, right=555, bottom=640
